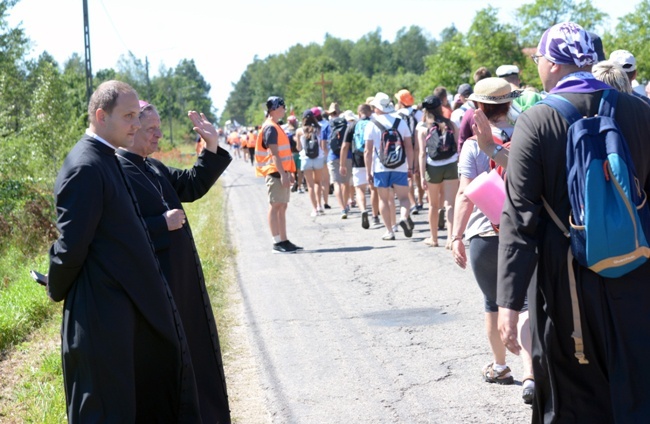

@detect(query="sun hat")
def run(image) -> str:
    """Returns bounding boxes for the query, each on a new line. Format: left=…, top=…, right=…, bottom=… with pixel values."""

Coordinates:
left=342, top=110, right=357, bottom=122
left=468, top=77, right=521, bottom=104
left=327, top=102, right=341, bottom=114
left=609, top=49, right=637, bottom=72
left=537, top=22, right=598, bottom=67
left=394, top=89, right=414, bottom=107
left=369, top=92, right=395, bottom=113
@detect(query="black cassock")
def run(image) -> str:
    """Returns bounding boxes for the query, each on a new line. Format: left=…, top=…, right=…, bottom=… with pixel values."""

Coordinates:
left=49, top=135, right=201, bottom=423
left=116, top=147, right=232, bottom=424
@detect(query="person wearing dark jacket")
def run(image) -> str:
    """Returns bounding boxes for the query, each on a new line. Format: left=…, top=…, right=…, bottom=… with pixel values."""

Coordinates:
left=48, top=80, right=201, bottom=423
left=496, top=23, right=650, bottom=422
left=117, top=102, right=232, bottom=423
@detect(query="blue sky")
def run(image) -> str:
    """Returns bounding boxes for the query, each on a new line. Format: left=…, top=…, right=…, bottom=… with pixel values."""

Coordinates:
left=7, top=0, right=640, bottom=117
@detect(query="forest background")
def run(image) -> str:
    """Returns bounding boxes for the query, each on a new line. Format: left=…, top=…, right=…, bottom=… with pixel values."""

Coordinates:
left=1, top=0, right=649, bottom=354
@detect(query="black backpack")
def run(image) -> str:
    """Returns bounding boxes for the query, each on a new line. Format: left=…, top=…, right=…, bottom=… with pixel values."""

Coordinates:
left=425, top=120, right=456, bottom=160
left=371, top=117, right=406, bottom=169
left=304, top=131, right=320, bottom=159
left=398, top=110, right=418, bottom=142
left=329, top=117, right=348, bottom=156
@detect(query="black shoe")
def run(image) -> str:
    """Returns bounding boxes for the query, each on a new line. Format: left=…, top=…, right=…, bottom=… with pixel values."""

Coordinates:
left=407, top=216, right=414, bottom=230
left=399, top=219, right=413, bottom=238
left=324, top=203, right=332, bottom=209
left=285, top=240, right=303, bottom=250
left=361, top=210, right=370, bottom=229
left=273, top=241, right=297, bottom=254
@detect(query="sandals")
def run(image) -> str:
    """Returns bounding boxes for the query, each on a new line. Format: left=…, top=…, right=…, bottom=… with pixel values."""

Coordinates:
left=522, top=375, right=535, bottom=405
left=423, top=237, right=439, bottom=247
left=482, top=362, right=514, bottom=385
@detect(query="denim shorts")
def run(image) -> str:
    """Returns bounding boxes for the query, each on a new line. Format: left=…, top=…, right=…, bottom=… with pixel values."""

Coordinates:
left=301, top=156, right=325, bottom=171
left=373, top=171, right=408, bottom=188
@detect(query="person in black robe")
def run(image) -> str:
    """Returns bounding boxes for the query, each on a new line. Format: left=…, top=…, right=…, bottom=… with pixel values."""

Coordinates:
left=117, top=102, right=232, bottom=423
left=495, top=23, right=650, bottom=422
left=48, top=80, right=201, bottom=422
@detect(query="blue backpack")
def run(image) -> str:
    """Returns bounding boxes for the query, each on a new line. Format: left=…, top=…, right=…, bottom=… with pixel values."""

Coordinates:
left=352, top=118, right=370, bottom=154
left=542, top=89, right=650, bottom=278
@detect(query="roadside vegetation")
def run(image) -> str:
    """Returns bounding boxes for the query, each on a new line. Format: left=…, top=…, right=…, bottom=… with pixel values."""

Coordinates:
left=0, top=148, right=236, bottom=422
left=0, top=0, right=648, bottom=420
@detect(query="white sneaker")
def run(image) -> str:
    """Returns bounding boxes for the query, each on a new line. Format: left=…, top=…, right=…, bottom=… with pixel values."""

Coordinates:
left=382, top=231, right=395, bottom=241
left=310, top=210, right=318, bottom=217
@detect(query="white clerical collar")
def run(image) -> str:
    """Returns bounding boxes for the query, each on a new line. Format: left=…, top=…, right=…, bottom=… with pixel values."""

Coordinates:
left=86, top=129, right=117, bottom=150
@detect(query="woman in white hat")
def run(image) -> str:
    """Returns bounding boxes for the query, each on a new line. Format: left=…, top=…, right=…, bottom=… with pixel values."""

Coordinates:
left=450, top=77, right=535, bottom=404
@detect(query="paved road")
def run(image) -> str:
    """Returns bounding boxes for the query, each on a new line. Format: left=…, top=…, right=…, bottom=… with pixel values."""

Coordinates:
left=221, top=155, right=532, bottom=424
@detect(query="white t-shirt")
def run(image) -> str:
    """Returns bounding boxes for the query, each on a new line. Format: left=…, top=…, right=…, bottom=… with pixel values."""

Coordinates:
left=364, top=112, right=411, bottom=173
left=450, top=103, right=473, bottom=129
left=299, top=132, right=325, bottom=160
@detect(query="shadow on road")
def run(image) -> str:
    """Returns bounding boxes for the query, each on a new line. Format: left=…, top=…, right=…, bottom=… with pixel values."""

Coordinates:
left=308, top=246, right=394, bottom=253
left=363, top=307, right=451, bottom=326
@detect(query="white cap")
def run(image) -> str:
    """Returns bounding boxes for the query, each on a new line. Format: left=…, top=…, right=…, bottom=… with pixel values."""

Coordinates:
left=609, top=49, right=637, bottom=72
left=496, top=65, right=520, bottom=77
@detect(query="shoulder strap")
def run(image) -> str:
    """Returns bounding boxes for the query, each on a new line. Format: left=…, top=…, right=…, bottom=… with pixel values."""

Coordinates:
left=391, top=117, right=401, bottom=130
left=597, top=89, right=617, bottom=118
left=540, top=94, right=583, bottom=125
left=371, top=117, right=387, bottom=133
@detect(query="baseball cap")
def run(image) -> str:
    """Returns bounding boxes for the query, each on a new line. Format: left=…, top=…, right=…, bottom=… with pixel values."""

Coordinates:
left=310, top=107, right=322, bottom=118
left=421, top=95, right=442, bottom=111
left=394, top=89, right=414, bottom=107
left=457, top=83, right=473, bottom=97
left=609, top=49, right=637, bottom=72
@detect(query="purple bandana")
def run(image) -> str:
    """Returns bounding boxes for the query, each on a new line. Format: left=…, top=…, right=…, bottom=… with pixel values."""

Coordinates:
left=538, top=22, right=598, bottom=67
left=550, top=72, right=613, bottom=94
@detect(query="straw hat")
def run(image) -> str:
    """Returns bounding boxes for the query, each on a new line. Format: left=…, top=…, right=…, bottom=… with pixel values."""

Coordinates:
left=468, top=77, right=521, bottom=104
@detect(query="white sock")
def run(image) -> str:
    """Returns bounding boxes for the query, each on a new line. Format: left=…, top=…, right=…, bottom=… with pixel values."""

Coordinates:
left=523, top=379, right=535, bottom=389
left=493, top=363, right=508, bottom=373
left=273, top=235, right=281, bottom=243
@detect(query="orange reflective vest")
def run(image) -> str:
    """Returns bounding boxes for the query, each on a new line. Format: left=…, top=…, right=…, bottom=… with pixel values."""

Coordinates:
left=247, top=132, right=256, bottom=148
left=255, top=119, right=296, bottom=176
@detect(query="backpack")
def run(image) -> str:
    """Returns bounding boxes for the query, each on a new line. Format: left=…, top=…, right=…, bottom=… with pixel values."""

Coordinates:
left=541, top=89, right=650, bottom=365
left=371, top=117, right=406, bottom=169
left=542, top=89, right=650, bottom=278
left=329, top=117, right=348, bottom=156
left=398, top=109, right=418, bottom=142
left=352, top=119, right=370, bottom=154
left=425, top=119, right=456, bottom=160
left=304, top=130, right=320, bottom=159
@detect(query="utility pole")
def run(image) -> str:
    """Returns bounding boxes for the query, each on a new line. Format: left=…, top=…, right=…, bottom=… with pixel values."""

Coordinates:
left=82, top=0, right=93, bottom=103
left=313, top=72, right=332, bottom=107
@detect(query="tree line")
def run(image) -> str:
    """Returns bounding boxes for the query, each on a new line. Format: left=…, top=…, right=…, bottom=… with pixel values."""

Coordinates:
left=221, top=0, right=649, bottom=127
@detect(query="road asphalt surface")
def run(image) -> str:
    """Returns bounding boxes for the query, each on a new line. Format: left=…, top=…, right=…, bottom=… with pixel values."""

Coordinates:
left=220, top=153, right=532, bottom=424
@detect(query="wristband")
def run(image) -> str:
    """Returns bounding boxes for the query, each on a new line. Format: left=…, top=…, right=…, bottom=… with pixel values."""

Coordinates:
left=450, top=235, right=463, bottom=243
left=491, top=144, right=503, bottom=159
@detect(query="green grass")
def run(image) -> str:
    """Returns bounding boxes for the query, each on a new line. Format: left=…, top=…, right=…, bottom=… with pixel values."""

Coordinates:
left=0, top=155, right=236, bottom=422
left=0, top=249, right=56, bottom=352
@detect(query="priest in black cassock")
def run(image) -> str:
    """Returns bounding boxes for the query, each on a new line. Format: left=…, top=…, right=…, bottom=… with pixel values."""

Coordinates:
left=48, top=81, right=202, bottom=422
left=116, top=102, right=233, bottom=423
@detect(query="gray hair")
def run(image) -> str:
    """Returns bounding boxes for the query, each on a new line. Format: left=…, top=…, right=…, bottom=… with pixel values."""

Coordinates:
left=592, top=60, right=632, bottom=94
